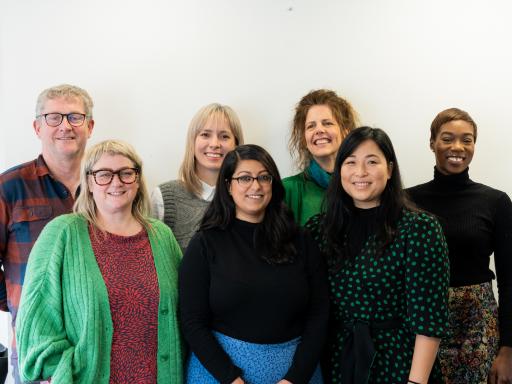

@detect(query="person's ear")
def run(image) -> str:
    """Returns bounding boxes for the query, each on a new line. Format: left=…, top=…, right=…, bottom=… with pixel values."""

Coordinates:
left=387, top=161, right=393, bottom=180
left=87, top=176, right=94, bottom=193
left=87, top=119, right=95, bottom=138
left=33, top=119, right=42, bottom=137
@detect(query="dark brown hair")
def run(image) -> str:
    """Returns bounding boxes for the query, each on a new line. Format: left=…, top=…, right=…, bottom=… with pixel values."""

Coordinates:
left=322, top=127, right=416, bottom=267
left=201, top=144, right=297, bottom=264
left=430, top=107, right=477, bottom=143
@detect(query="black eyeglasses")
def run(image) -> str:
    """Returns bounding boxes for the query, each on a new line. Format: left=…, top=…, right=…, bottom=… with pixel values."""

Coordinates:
left=231, top=174, right=273, bottom=186
left=36, top=113, right=88, bottom=127
left=88, top=168, right=140, bottom=186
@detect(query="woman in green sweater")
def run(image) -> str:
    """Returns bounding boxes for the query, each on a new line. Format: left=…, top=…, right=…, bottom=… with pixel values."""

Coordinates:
left=16, top=140, right=183, bottom=383
left=283, top=89, right=359, bottom=226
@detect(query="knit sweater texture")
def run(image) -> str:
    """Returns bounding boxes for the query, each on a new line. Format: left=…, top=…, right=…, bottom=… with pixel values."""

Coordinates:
left=16, top=214, right=183, bottom=383
left=407, top=167, right=512, bottom=346
left=159, top=180, right=210, bottom=252
left=179, top=219, right=329, bottom=384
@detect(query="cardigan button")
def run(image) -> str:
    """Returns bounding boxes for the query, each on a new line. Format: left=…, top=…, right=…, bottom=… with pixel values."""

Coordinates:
left=160, top=354, right=169, bottom=362
left=161, top=308, right=169, bottom=315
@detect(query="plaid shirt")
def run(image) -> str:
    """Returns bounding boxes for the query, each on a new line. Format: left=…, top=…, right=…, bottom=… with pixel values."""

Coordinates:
left=0, top=155, right=76, bottom=325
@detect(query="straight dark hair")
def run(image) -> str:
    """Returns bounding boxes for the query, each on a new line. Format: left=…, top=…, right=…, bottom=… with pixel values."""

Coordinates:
left=322, top=126, right=417, bottom=266
left=201, top=144, right=298, bottom=264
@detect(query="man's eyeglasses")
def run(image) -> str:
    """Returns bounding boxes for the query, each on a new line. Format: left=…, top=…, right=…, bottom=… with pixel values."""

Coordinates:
left=231, top=174, right=273, bottom=186
left=36, top=113, right=88, bottom=127
left=88, top=168, right=139, bottom=186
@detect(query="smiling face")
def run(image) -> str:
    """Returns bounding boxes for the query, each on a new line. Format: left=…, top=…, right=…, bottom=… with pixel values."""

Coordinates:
left=304, top=104, right=344, bottom=172
left=340, top=139, right=392, bottom=209
left=194, top=115, right=236, bottom=183
left=229, top=159, right=273, bottom=223
left=431, top=119, right=475, bottom=175
left=34, top=96, right=94, bottom=162
left=88, top=154, right=140, bottom=218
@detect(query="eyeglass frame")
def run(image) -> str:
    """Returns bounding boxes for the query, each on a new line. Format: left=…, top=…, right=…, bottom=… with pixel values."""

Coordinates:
left=36, top=113, right=90, bottom=127
left=87, top=167, right=140, bottom=186
left=230, top=174, right=273, bottom=186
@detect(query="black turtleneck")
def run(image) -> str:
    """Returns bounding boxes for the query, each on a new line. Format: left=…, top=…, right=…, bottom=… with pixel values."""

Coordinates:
left=347, top=206, right=378, bottom=259
left=407, top=167, right=512, bottom=346
left=179, top=219, right=329, bottom=383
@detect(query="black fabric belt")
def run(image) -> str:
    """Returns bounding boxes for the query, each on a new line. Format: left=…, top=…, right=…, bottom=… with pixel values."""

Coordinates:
left=340, top=318, right=402, bottom=384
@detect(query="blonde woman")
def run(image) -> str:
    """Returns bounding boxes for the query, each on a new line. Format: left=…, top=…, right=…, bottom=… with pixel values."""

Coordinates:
left=152, top=103, right=244, bottom=252
left=284, top=89, right=358, bottom=226
left=16, top=140, right=183, bottom=383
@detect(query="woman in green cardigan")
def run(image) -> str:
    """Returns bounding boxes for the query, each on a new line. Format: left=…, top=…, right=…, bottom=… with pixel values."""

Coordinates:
left=283, top=89, right=359, bottom=226
left=16, top=140, right=183, bottom=383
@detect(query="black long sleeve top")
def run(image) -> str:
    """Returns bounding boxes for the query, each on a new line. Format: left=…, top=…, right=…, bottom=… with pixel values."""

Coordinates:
left=178, top=219, right=329, bottom=384
left=407, top=167, right=512, bottom=346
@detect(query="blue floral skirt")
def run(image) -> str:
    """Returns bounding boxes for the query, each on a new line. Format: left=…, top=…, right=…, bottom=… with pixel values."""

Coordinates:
left=185, top=332, right=323, bottom=383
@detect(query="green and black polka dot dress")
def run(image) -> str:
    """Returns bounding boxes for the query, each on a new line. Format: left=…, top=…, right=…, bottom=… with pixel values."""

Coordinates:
left=306, top=209, right=450, bottom=383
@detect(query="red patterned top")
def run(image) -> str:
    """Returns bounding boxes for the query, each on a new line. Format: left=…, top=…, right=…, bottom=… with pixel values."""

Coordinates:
left=90, top=225, right=159, bottom=383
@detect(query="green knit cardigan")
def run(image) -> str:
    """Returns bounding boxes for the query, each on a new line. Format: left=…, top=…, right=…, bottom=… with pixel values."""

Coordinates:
left=16, top=214, right=183, bottom=383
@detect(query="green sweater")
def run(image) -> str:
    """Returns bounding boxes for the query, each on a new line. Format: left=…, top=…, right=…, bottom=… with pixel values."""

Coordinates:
left=283, top=172, right=326, bottom=226
left=16, top=214, right=183, bottom=383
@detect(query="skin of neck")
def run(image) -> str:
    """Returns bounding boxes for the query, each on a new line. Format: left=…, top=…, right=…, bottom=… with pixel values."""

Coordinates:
left=196, top=166, right=219, bottom=186
left=96, top=208, right=142, bottom=236
left=313, top=154, right=336, bottom=173
left=42, top=150, right=83, bottom=196
left=235, top=210, right=265, bottom=224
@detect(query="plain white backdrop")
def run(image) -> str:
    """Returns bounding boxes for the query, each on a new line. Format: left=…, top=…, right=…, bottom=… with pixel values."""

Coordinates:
left=1, top=1, right=511, bottom=382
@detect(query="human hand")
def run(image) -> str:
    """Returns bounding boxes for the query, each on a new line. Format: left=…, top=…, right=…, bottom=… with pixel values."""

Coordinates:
left=489, top=346, right=512, bottom=384
left=276, top=380, right=293, bottom=384
left=231, top=378, right=245, bottom=384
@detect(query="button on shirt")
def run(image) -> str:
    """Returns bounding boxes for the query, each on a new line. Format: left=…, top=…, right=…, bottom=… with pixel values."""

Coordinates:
left=0, top=155, right=76, bottom=323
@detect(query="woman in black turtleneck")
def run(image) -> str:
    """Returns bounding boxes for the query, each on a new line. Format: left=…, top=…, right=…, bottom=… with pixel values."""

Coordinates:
left=408, top=108, right=512, bottom=384
left=179, top=145, right=328, bottom=384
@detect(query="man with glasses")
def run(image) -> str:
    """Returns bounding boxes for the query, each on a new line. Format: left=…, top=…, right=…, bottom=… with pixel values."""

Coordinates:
left=0, top=84, right=94, bottom=383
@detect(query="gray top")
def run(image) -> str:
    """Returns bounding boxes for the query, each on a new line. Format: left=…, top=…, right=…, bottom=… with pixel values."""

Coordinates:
left=151, top=180, right=211, bottom=252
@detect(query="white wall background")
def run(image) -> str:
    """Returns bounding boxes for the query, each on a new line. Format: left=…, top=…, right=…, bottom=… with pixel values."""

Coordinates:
left=1, top=0, right=511, bottom=382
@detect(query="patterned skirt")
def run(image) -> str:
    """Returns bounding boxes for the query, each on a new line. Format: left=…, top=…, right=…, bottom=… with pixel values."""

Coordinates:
left=185, top=332, right=324, bottom=384
left=439, top=281, right=499, bottom=384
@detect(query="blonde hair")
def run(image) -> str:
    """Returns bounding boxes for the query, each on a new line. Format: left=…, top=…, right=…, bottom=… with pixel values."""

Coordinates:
left=74, top=140, right=151, bottom=230
left=289, top=89, right=358, bottom=171
left=179, top=103, right=244, bottom=197
left=36, top=84, right=94, bottom=117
